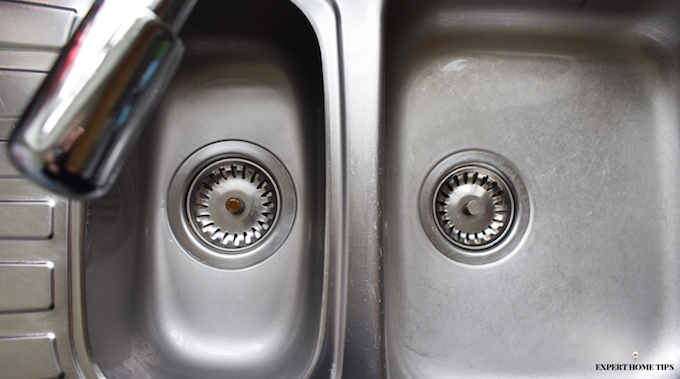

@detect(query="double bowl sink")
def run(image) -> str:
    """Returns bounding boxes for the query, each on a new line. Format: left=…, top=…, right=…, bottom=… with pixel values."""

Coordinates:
left=19, top=0, right=680, bottom=377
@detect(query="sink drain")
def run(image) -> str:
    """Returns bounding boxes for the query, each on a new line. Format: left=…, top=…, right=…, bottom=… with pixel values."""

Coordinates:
left=187, top=159, right=278, bottom=251
left=168, top=141, right=296, bottom=269
left=420, top=151, right=530, bottom=265
left=434, top=166, right=514, bottom=250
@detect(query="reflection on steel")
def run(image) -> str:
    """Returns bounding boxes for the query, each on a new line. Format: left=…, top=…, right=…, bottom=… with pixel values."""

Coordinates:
left=187, top=159, right=279, bottom=251
left=8, top=0, right=196, bottom=199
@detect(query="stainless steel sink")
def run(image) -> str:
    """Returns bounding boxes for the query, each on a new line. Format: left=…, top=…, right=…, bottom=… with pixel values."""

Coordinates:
left=3, top=0, right=680, bottom=378
left=384, top=0, right=680, bottom=377
left=73, top=0, right=344, bottom=378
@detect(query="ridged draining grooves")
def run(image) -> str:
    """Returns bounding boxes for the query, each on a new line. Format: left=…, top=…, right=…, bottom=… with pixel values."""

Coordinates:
left=187, top=158, right=279, bottom=251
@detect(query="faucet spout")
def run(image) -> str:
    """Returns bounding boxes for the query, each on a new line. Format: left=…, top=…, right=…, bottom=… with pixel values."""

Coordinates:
left=8, top=0, right=196, bottom=199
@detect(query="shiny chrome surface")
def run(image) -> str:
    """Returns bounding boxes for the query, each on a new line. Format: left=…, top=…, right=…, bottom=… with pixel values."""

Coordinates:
left=187, top=158, right=279, bottom=251
left=419, top=150, right=531, bottom=265
left=385, top=0, right=680, bottom=377
left=433, top=165, right=514, bottom=250
left=8, top=0, right=196, bottom=199
left=168, top=141, right=297, bottom=269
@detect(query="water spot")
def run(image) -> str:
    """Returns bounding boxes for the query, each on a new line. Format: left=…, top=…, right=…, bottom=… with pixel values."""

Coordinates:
left=442, top=59, right=467, bottom=72
left=122, top=334, right=160, bottom=378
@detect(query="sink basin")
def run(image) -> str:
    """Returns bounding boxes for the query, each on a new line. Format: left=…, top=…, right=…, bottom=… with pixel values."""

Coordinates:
left=384, top=0, right=680, bottom=377
left=80, top=1, right=334, bottom=377
left=6, top=0, right=680, bottom=377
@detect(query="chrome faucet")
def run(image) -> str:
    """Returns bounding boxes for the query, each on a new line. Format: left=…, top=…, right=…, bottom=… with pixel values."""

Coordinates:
left=8, top=0, right=196, bottom=199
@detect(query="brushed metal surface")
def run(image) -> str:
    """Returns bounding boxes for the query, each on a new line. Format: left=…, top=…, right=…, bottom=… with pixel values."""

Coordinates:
left=0, top=142, right=20, bottom=177
left=333, top=1, right=385, bottom=377
left=7, top=0, right=680, bottom=378
left=385, top=1, right=680, bottom=378
left=0, top=2, right=95, bottom=379
left=79, top=0, right=341, bottom=378
left=0, top=50, right=59, bottom=71
left=0, top=71, right=46, bottom=117
left=0, top=178, right=71, bottom=378
left=0, top=201, right=53, bottom=239
left=0, top=334, right=62, bottom=379
left=0, top=118, right=14, bottom=140
left=0, top=262, right=54, bottom=313
left=26, top=0, right=94, bottom=16
left=0, top=1, right=75, bottom=50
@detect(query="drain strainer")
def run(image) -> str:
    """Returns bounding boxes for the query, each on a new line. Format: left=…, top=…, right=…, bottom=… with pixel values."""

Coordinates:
left=168, top=141, right=296, bottom=269
left=420, top=151, right=530, bottom=265
left=434, top=166, right=514, bottom=250
left=187, top=159, right=278, bottom=251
